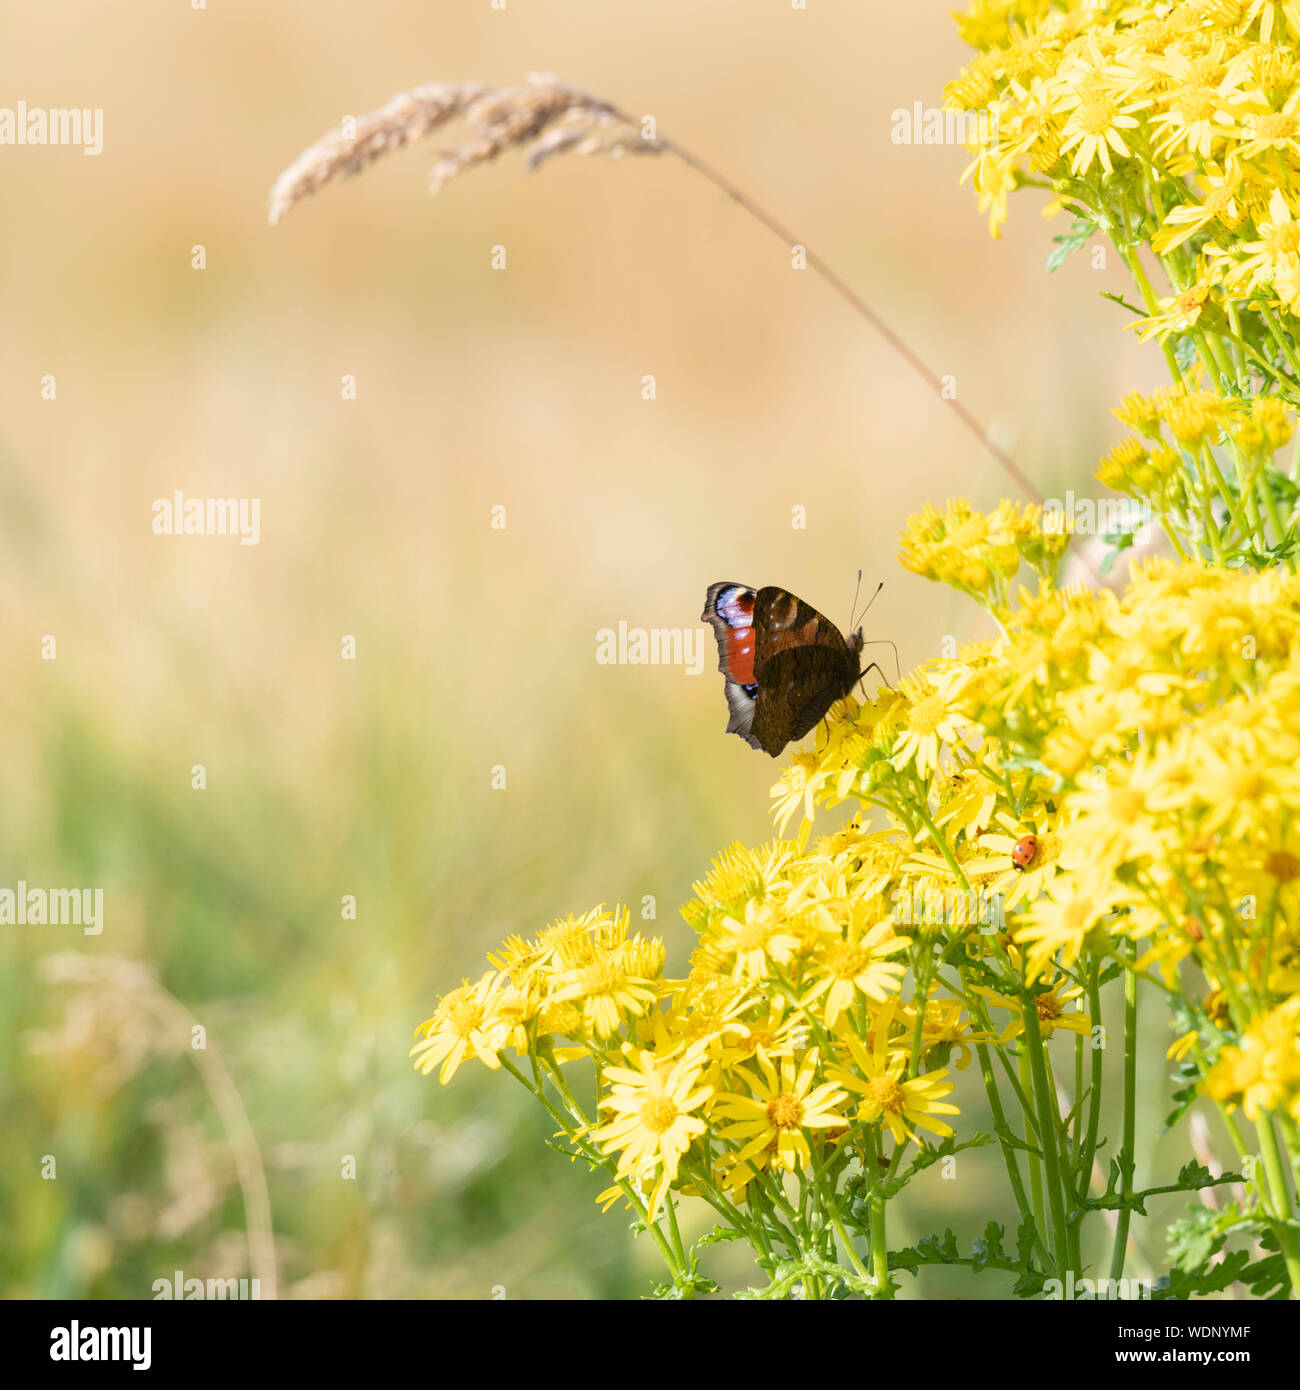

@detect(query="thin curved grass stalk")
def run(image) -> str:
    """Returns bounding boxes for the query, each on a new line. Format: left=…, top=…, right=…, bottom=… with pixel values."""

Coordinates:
left=38, top=954, right=279, bottom=1300
left=268, top=72, right=1047, bottom=513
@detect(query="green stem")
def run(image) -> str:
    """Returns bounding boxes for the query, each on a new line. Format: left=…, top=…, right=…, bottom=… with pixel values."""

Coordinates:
left=1020, top=1043, right=1048, bottom=1254
left=1045, top=1047, right=1083, bottom=1274
left=1077, top=959, right=1104, bottom=1193
left=1255, top=1117, right=1300, bottom=1300
left=1260, top=301, right=1300, bottom=381
left=1021, top=1000, right=1072, bottom=1278
left=965, top=988, right=1051, bottom=1266
left=868, top=1192, right=892, bottom=1299
left=810, top=1152, right=873, bottom=1290
left=664, top=1192, right=690, bottom=1283
left=1109, top=939, right=1138, bottom=1283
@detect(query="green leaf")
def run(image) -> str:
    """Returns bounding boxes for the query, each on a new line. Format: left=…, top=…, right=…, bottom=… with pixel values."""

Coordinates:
left=1099, top=290, right=1145, bottom=317
left=970, top=1221, right=1007, bottom=1273
left=1264, top=468, right=1300, bottom=506
left=889, top=1218, right=1047, bottom=1297
left=1099, top=530, right=1136, bottom=575
left=1158, top=1210, right=1293, bottom=1298
left=1243, top=1231, right=1292, bottom=1300
left=1163, top=1212, right=1293, bottom=1299
left=1173, top=333, right=1199, bottom=372
left=1059, top=1086, right=1092, bottom=1131
left=1166, top=1203, right=1245, bottom=1274
left=1012, top=1266, right=1049, bottom=1299
left=1163, top=1062, right=1202, bottom=1131
left=873, top=1131, right=997, bottom=1200
left=889, top=1227, right=961, bottom=1273
left=1231, top=525, right=1300, bottom=569
left=1155, top=1249, right=1254, bottom=1299
left=1174, top=1159, right=1215, bottom=1190
left=1046, top=219, right=1093, bottom=273
left=1078, top=1153, right=1239, bottom=1215
left=543, top=1134, right=585, bottom=1161
left=695, top=1225, right=745, bottom=1249
left=994, top=1124, right=1043, bottom=1158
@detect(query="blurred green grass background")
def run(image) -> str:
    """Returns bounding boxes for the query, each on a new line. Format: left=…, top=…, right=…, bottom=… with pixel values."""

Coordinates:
left=0, top=1, right=1207, bottom=1297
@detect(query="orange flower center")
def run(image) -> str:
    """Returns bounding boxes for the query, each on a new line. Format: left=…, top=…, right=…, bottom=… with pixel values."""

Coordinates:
left=865, top=1077, right=907, bottom=1114
left=1254, top=112, right=1299, bottom=143
left=1077, top=94, right=1119, bottom=136
left=825, top=941, right=871, bottom=981
left=447, top=999, right=487, bottom=1038
left=580, top=960, right=621, bottom=995
left=1203, top=186, right=1238, bottom=224
left=1265, top=222, right=1300, bottom=257
left=743, top=1027, right=776, bottom=1053
left=1179, top=286, right=1209, bottom=313
left=767, top=1093, right=804, bottom=1129
left=1265, top=849, right=1300, bottom=883
left=1173, top=87, right=1216, bottom=124
left=639, top=1097, right=680, bottom=1135
left=734, top=914, right=774, bottom=951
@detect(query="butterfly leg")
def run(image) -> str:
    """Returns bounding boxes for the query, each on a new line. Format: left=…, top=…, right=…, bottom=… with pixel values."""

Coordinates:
left=857, top=660, right=894, bottom=695
left=858, top=638, right=902, bottom=687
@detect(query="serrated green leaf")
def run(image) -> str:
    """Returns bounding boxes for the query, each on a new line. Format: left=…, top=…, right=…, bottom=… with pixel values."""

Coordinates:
left=1173, top=334, right=1199, bottom=371
left=1047, top=220, right=1093, bottom=273
left=890, top=1227, right=962, bottom=1273
left=994, top=1125, right=1043, bottom=1157
left=696, top=1226, right=745, bottom=1249
left=1174, top=1159, right=1214, bottom=1190
left=1012, top=1267, right=1049, bottom=1298
left=970, top=1220, right=1007, bottom=1272
left=1166, top=1203, right=1237, bottom=1273
left=1163, top=1077, right=1201, bottom=1131
left=874, top=1131, right=997, bottom=1199
left=1155, top=1249, right=1253, bottom=1299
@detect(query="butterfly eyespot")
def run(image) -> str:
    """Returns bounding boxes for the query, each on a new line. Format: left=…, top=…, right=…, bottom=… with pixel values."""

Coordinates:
left=1011, top=834, right=1039, bottom=871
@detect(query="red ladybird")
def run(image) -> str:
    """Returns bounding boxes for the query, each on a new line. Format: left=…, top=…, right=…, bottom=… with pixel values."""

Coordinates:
left=1011, top=834, right=1039, bottom=871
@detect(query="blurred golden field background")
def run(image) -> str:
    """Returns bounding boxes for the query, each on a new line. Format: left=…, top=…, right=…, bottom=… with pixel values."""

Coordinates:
left=0, top=1, right=1192, bottom=1298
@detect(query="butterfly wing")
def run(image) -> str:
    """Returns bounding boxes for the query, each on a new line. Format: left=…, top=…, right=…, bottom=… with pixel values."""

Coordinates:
left=749, top=587, right=860, bottom=757
left=701, top=581, right=762, bottom=750
left=750, top=644, right=860, bottom=757
left=752, top=586, right=855, bottom=666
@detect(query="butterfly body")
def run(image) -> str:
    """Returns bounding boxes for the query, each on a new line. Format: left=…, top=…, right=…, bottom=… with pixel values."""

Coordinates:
left=702, top=582, right=864, bottom=757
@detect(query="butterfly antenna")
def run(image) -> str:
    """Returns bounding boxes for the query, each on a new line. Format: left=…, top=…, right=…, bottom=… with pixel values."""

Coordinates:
left=851, top=580, right=884, bottom=631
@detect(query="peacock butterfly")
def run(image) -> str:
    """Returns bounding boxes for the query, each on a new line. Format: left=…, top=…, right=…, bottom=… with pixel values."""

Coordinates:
left=702, top=582, right=866, bottom=757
